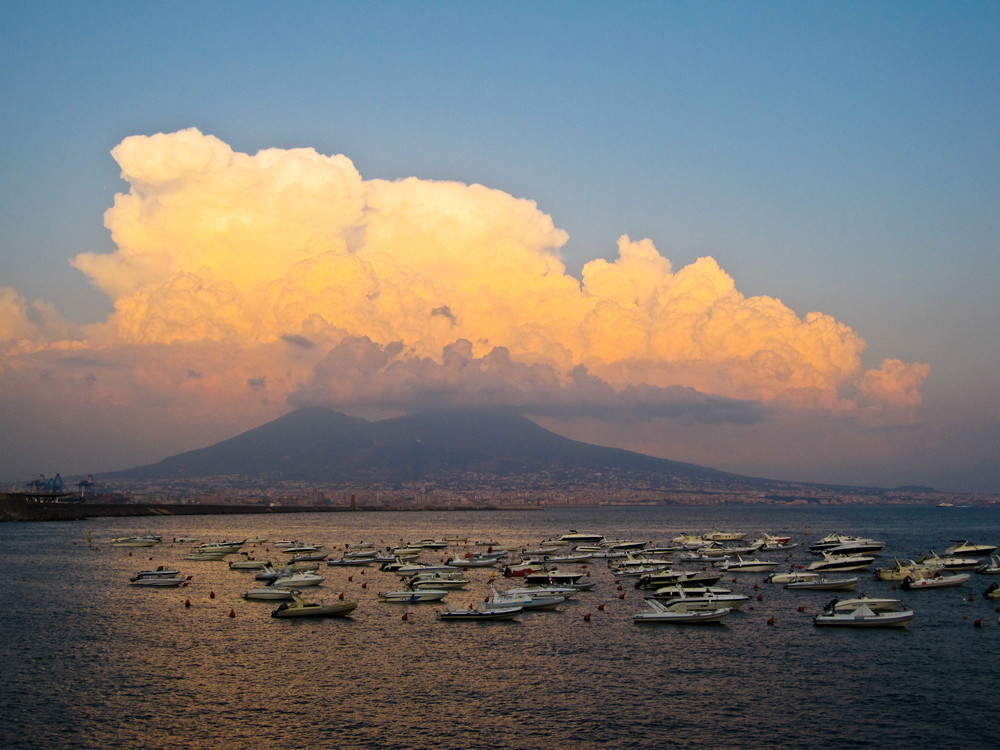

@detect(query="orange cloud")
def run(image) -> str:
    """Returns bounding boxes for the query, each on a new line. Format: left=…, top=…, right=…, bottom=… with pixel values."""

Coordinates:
left=3, top=128, right=928, bottom=441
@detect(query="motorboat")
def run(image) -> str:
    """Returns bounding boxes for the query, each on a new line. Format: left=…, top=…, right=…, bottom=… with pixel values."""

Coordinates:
left=111, top=536, right=159, bottom=548
left=671, top=533, right=709, bottom=549
left=487, top=587, right=565, bottom=611
left=229, top=553, right=267, bottom=570
left=975, top=555, right=1000, bottom=575
left=243, top=586, right=296, bottom=601
left=901, top=572, right=971, bottom=590
left=649, top=585, right=748, bottom=610
left=282, top=544, right=323, bottom=555
left=766, top=571, right=818, bottom=585
left=917, top=552, right=982, bottom=572
left=823, top=538, right=885, bottom=556
left=378, top=589, right=449, bottom=603
left=446, top=555, right=501, bottom=569
left=271, top=593, right=357, bottom=618
left=557, top=531, right=605, bottom=544
left=438, top=603, right=521, bottom=621
left=326, top=556, right=375, bottom=567
left=813, top=603, right=914, bottom=628
left=822, top=595, right=901, bottom=613
left=503, top=585, right=578, bottom=600
left=633, top=599, right=731, bottom=624
left=873, top=558, right=942, bottom=581
left=408, top=573, right=470, bottom=590
left=523, top=570, right=586, bottom=587
left=703, top=529, right=747, bottom=542
left=130, top=566, right=180, bottom=579
left=272, top=570, right=325, bottom=588
left=945, top=540, right=996, bottom=558
left=129, top=570, right=187, bottom=587
left=196, top=540, right=244, bottom=553
left=393, top=562, right=456, bottom=577
left=414, top=539, right=450, bottom=549
left=807, top=552, right=877, bottom=572
left=635, top=571, right=722, bottom=590
left=289, top=552, right=329, bottom=563
left=716, top=556, right=779, bottom=573
left=785, top=576, right=858, bottom=591
left=184, top=551, right=230, bottom=561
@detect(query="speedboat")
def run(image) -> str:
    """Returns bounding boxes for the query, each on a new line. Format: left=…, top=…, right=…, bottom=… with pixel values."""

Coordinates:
left=975, top=555, right=1000, bottom=575
left=229, top=553, right=267, bottom=570
left=917, top=552, right=982, bottom=572
left=243, top=586, right=296, bottom=601
left=272, top=570, right=325, bottom=588
left=766, top=571, right=818, bottom=585
left=111, top=536, right=159, bottom=548
left=785, top=576, right=858, bottom=591
left=704, top=529, right=747, bottom=542
left=813, top=603, right=914, bottom=628
left=945, top=540, right=996, bottom=558
left=408, top=573, right=470, bottom=590
left=438, top=603, right=521, bottom=620
left=184, top=551, right=230, bottom=561
left=129, top=570, right=187, bottom=587
left=378, top=589, right=449, bottom=603
left=822, top=595, right=901, bottom=613
left=487, top=587, right=565, bottom=611
left=558, top=531, right=605, bottom=544
left=130, top=566, right=180, bottom=578
left=901, top=572, right=971, bottom=590
left=271, top=593, right=357, bottom=618
left=874, top=558, right=942, bottom=581
left=716, top=556, right=779, bottom=573
left=633, top=599, right=731, bottom=624
left=446, top=554, right=501, bottom=568
left=807, top=552, right=877, bottom=572
left=649, top=585, right=748, bottom=610
left=635, top=570, right=722, bottom=590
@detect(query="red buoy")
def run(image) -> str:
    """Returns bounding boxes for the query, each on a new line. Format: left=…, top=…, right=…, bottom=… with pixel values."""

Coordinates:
left=402, top=612, right=409, bottom=621
left=228, top=609, right=236, bottom=618
left=184, top=599, right=191, bottom=608
left=583, top=613, right=591, bottom=622
left=598, top=603, right=605, bottom=611
left=767, top=616, right=775, bottom=626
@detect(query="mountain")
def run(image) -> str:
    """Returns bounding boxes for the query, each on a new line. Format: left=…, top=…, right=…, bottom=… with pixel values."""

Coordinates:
left=102, top=406, right=752, bottom=489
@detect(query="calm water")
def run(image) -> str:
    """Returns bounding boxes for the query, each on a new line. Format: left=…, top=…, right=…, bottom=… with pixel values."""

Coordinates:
left=2, top=505, right=998, bottom=749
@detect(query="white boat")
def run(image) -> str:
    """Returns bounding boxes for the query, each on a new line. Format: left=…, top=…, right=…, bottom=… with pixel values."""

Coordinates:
left=822, top=595, right=901, bottom=613
left=243, top=586, right=296, bottom=601
left=558, top=531, right=605, bottom=544
left=807, top=552, right=877, bottom=572
left=130, top=566, right=180, bottom=579
left=785, top=576, right=858, bottom=591
left=228, top=553, right=267, bottom=570
left=271, top=593, right=357, bottom=618
left=704, top=529, right=747, bottom=542
left=766, top=571, right=818, bottom=584
left=184, top=551, right=229, bottom=561
left=901, top=572, right=971, bottom=590
left=272, top=570, right=325, bottom=588
left=650, top=585, right=748, bottom=610
left=408, top=573, right=470, bottom=590
left=438, top=603, right=521, bottom=621
left=716, top=555, right=779, bottom=573
left=111, top=536, right=159, bottom=548
left=975, top=555, right=1000, bottom=575
left=378, top=589, right=449, bottom=603
left=446, top=555, right=501, bottom=568
left=917, top=552, right=982, bottom=572
left=633, top=599, right=731, bottom=624
left=487, top=587, right=565, bottom=611
left=813, top=603, right=914, bottom=628
left=129, top=570, right=187, bottom=587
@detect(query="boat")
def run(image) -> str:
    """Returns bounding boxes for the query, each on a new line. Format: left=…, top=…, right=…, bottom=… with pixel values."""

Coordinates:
left=703, top=529, right=747, bottom=542
left=807, top=552, right=878, bottom=572
left=446, top=554, right=502, bottom=569
left=813, top=603, right=914, bottom=628
left=873, top=558, right=942, bottom=581
left=408, top=573, right=470, bottom=590
left=378, top=589, right=449, bottom=603
left=984, top=582, right=1000, bottom=599
left=785, top=576, right=859, bottom=591
left=916, top=552, right=981, bottom=572
left=975, top=555, right=1000, bottom=575
left=557, top=531, right=605, bottom=544
left=822, top=595, right=901, bottom=613
left=901, top=572, right=971, bottom=590
left=766, top=571, right=818, bottom=585
left=487, top=587, right=565, bottom=611
left=243, top=586, right=296, bottom=601
left=635, top=570, right=722, bottom=590
left=633, top=599, right=731, bottom=624
left=271, top=593, right=357, bottom=618
left=649, top=585, right=748, bottom=610
left=716, top=556, right=779, bottom=573
left=129, top=570, right=187, bottom=587
left=111, top=536, right=159, bottom=548
left=272, top=570, right=325, bottom=588
left=184, top=551, right=229, bottom=561
left=130, top=566, right=180, bottom=579
left=282, top=544, right=323, bottom=555
left=228, top=553, right=267, bottom=570
left=438, top=603, right=521, bottom=621
left=326, top=557, right=376, bottom=567
left=945, top=540, right=996, bottom=558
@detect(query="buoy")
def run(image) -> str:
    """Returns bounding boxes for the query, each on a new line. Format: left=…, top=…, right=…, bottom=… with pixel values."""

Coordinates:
left=766, top=616, right=775, bottom=626
left=184, top=599, right=191, bottom=608
left=974, top=617, right=982, bottom=627
left=402, top=612, right=409, bottom=621
left=598, top=603, right=605, bottom=611
left=361, top=582, right=367, bottom=589
left=229, top=609, right=236, bottom=618
left=749, top=606, right=754, bottom=611
left=338, top=592, right=344, bottom=600
left=209, top=591, right=215, bottom=599
left=586, top=571, right=591, bottom=577
left=619, top=593, right=625, bottom=599
left=732, top=578, right=738, bottom=583
left=797, top=605, right=806, bottom=612
left=753, top=583, right=759, bottom=590
left=348, top=575, right=353, bottom=581
left=891, top=584, right=897, bottom=590
left=968, top=594, right=975, bottom=602
left=757, top=593, right=763, bottom=601
left=616, top=585, right=622, bottom=591
left=583, top=613, right=591, bottom=622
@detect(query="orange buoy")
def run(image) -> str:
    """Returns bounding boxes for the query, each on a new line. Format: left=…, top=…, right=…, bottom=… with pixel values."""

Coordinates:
left=184, top=599, right=191, bottom=608
left=766, top=616, right=775, bottom=626
left=598, top=603, right=605, bottom=611
left=757, top=593, right=763, bottom=601
left=619, top=593, right=625, bottom=599
left=229, top=609, right=236, bottom=618
left=797, top=605, right=806, bottom=612
left=583, top=613, right=591, bottom=622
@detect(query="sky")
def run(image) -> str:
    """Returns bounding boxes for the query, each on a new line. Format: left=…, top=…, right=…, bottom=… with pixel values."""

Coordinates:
left=1, top=2, right=998, bottom=493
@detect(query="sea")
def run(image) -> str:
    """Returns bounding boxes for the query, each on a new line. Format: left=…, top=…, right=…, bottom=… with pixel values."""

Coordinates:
left=1, top=504, right=997, bottom=749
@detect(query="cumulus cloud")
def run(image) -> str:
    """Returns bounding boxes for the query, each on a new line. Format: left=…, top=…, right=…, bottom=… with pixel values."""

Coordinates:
left=0, top=128, right=931, bottom=475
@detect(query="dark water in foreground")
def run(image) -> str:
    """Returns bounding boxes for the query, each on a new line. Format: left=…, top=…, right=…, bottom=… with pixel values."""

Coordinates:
left=2, top=505, right=997, bottom=749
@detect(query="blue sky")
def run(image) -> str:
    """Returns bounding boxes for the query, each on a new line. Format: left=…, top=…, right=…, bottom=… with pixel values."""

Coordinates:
left=1, top=2, right=998, bottom=491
